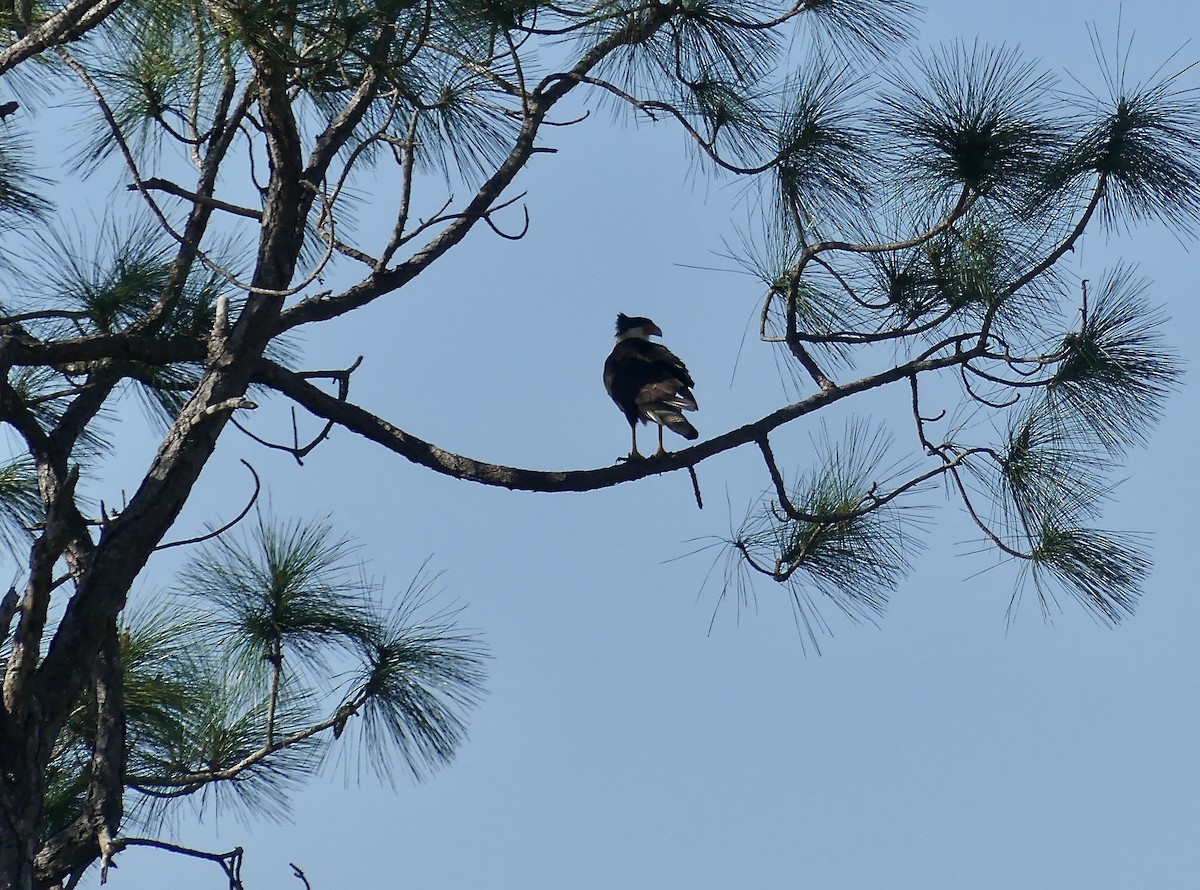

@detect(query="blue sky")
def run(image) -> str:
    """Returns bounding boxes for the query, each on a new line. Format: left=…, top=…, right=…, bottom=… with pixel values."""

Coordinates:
left=49, top=1, right=1200, bottom=887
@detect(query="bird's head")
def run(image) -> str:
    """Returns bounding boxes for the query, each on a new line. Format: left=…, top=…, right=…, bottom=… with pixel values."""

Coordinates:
left=615, top=313, right=662, bottom=340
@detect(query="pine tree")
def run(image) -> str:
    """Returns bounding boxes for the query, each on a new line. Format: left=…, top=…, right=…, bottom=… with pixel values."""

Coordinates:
left=0, top=2, right=1194, bottom=887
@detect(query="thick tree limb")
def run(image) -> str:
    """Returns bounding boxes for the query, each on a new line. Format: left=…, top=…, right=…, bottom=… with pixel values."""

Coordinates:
left=0, top=329, right=204, bottom=367
left=33, top=628, right=125, bottom=889
left=0, top=0, right=126, bottom=75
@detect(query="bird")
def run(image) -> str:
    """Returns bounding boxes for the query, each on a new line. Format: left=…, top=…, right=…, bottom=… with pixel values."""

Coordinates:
left=603, top=313, right=699, bottom=460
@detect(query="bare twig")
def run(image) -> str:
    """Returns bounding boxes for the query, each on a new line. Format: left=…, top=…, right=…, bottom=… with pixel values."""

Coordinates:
left=908, top=375, right=942, bottom=454
left=291, top=864, right=312, bottom=890
left=688, top=465, right=703, bottom=510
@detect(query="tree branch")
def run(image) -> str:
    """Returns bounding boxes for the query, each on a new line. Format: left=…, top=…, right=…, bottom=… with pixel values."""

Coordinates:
left=127, top=178, right=262, bottom=220
left=254, top=344, right=982, bottom=493
left=33, top=628, right=125, bottom=889
left=0, top=0, right=125, bottom=76
left=110, top=838, right=244, bottom=890
left=276, top=0, right=680, bottom=333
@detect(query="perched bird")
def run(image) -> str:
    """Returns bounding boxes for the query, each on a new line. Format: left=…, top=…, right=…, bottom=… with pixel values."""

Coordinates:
left=603, top=313, right=699, bottom=460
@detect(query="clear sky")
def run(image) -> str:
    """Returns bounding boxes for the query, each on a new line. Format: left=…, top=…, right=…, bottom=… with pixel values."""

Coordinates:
left=55, top=1, right=1200, bottom=888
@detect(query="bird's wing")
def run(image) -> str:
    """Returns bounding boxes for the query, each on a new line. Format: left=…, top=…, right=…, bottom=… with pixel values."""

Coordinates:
left=639, top=340, right=695, bottom=390
left=608, top=340, right=697, bottom=411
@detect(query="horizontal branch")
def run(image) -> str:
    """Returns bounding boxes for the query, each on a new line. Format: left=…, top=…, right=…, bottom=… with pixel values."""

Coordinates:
left=128, top=691, right=370, bottom=792
left=129, top=178, right=263, bottom=220
left=0, top=330, right=204, bottom=367
left=756, top=435, right=979, bottom=525
left=110, top=838, right=245, bottom=890
left=254, top=345, right=981, bottom=493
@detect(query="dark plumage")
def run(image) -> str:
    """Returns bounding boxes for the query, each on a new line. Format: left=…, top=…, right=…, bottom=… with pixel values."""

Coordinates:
left=603, top=313, right=698, bottom=459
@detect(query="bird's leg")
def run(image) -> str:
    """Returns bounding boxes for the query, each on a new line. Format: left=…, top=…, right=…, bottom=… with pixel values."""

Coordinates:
left=623, top=423, right=643, bottom=461
left=654, top=424, right=667, bottom=457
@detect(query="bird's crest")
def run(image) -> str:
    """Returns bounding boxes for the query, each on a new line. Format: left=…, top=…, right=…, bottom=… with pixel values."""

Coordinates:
left=615, top=313, right=655, bottom=336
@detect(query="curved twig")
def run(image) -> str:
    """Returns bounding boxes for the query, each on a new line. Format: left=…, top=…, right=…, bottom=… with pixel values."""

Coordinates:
left=565, top=74, right=786, bottom=176
left=291, top=864, right=313, bottom=890
left=908, top=374, right=941, bottom=454
left=796, top=186, right=975, bottom=274
left=960, top=364, right=1021, bottom=408
left=154, top=460, right=262, bottom=551
left=484, top=202, right=531, bottom=240
left=962, top=356, right=1057, bottom=390
left=946, top=464, right=1032, bottom=561
left=732, top=539, right=778, bottom=579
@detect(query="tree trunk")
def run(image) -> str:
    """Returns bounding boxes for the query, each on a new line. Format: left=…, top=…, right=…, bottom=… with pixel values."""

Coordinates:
left=0, top=758, right=42, bottom=890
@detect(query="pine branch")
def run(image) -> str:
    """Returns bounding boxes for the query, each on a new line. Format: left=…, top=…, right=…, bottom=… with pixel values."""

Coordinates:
left=253, top=346, right=984, bottom=493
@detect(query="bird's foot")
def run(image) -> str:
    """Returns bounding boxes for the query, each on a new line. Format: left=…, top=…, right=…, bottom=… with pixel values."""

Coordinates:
left=618, top=451, right=645, bottom=463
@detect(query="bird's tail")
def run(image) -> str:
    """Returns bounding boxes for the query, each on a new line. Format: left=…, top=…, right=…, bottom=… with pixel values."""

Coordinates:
left=669, top=387, right=698, bottom=412
left=644, top=406, right=699, bottom=440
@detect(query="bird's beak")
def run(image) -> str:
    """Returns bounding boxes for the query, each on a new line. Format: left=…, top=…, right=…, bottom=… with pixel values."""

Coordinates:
left=646, top=323, right=663, bottom=337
